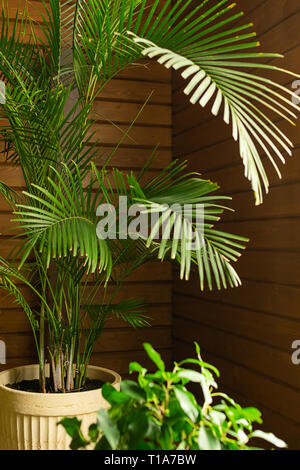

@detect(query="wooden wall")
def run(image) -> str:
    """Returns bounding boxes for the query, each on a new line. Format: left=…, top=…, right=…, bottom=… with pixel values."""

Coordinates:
left=0, top=1, right=173, bottom=377
left=173, top=0, right=300, bottom=449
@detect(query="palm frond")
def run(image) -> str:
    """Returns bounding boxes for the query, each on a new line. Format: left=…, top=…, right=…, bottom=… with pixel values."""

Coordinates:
left=125, top=22, right=299, bottom=204
left=65, top=0, right=156, bottom=98
left=70, top=0, right=299, bottom=203
left=84, top=298, right=150, bottom=328
left=0, top=3, right=43, bottom=92
left=13, top=162, right=112, bottom=277
left=93, top=160, right=248, bottom=290
left=138, top=164, right=247, bottom=290
left=0, top=179, right=18, bottom=208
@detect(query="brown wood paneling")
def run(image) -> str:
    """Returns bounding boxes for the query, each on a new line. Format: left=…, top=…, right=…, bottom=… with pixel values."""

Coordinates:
left=175, top=274, right=300, bottom=322
left=173, top=294, right=298, bottom=352
left=172, top=1, right=300, bottom=449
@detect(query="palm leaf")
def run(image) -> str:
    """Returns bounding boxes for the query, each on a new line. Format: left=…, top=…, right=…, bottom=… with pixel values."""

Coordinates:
left=69, top=0, right=299, bottom=204
left=0, top=179, right=18, bottom=208
left=126, top=26, right=299, bottom=204
left=93, top=160, right=248, bottom=290
left=84, top=298, right=150, bottom=328
left=13, top=162, right=112, bottom=277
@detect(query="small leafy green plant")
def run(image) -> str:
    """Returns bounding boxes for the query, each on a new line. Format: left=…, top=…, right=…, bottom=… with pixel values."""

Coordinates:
left=60, top=343, right=287, bottom=450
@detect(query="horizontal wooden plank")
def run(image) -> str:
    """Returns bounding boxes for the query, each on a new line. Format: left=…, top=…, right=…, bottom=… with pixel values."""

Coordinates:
left=5, top=19, right=45, bottom=44
left=82, top=262, right=172, bottom=285
left=94, top=325, right=171, bottom=353
left=175, top=137, right=239, bottom=174
left=0, top=165, right=165, bottom=212
left=173, top=317, right=300, bottom=405
left=90, top=347, right=173, bottom=374
left=8, top=0, right=46, bottom=21
left=8, top=0, right=44, bottom=13
left=1, top=325, right=171, bottom=357
left=234, top=249, right=300, bottom=286
left=0, top=333, right=36, bottom=358
left=0, top=165, right=24, bottom=187
left=84, top=281, right=173, bottom=307
left=249, top=0, right=300, bottom=36
left=0, top=164, right=162, bottom=191
left=101, top=79, right=171, bottom=105
left=93, top=100, right=171, bottom=126
left=174, top=274, right=300, bottom=321
left=93, top=146, right=171, bottom=169
left=173, top=294, right=299, bottom=352
left=173, top=101, right=218, bottom=138
left=256, top=6, right=300, bottom=52
left=88, top=122, right=171, bottom=148
left=126, top=262, right=172, bottom=283
left=227, top=182, right=300, bottom=220
left=220, top=217, right=300, bottom=251
left=174, top=114, right=233, bottom=157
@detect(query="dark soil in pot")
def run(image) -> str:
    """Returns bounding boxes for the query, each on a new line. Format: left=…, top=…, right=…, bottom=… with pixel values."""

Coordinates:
left=6, top=377, right=104, bottom=393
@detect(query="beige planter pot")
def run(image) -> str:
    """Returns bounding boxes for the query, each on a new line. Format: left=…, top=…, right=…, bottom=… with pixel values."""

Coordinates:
left=0, top=364, right=121, bottom=450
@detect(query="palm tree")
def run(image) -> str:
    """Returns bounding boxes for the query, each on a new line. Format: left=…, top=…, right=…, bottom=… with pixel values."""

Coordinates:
left=0, top=0, right=297, bottom=392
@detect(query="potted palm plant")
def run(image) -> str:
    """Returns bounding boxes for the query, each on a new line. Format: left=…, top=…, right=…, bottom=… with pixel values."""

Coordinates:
left=0, top=0, right=298, bottom=450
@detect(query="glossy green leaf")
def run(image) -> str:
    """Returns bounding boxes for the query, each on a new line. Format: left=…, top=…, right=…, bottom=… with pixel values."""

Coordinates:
left=250, top=431, right=287, bottom=449
left=97, top=409, right=120, bottom=450
left=198, top=427, right=221, bottom=450
left=143, top=343, right=165, bottom=371
left=174, top=388, right=199, bottom=422
left=121, top=380, right=147, bottom=402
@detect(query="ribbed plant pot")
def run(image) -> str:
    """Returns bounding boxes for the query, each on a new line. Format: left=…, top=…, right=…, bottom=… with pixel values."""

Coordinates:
left=0, top=364, right=121, bottom=450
